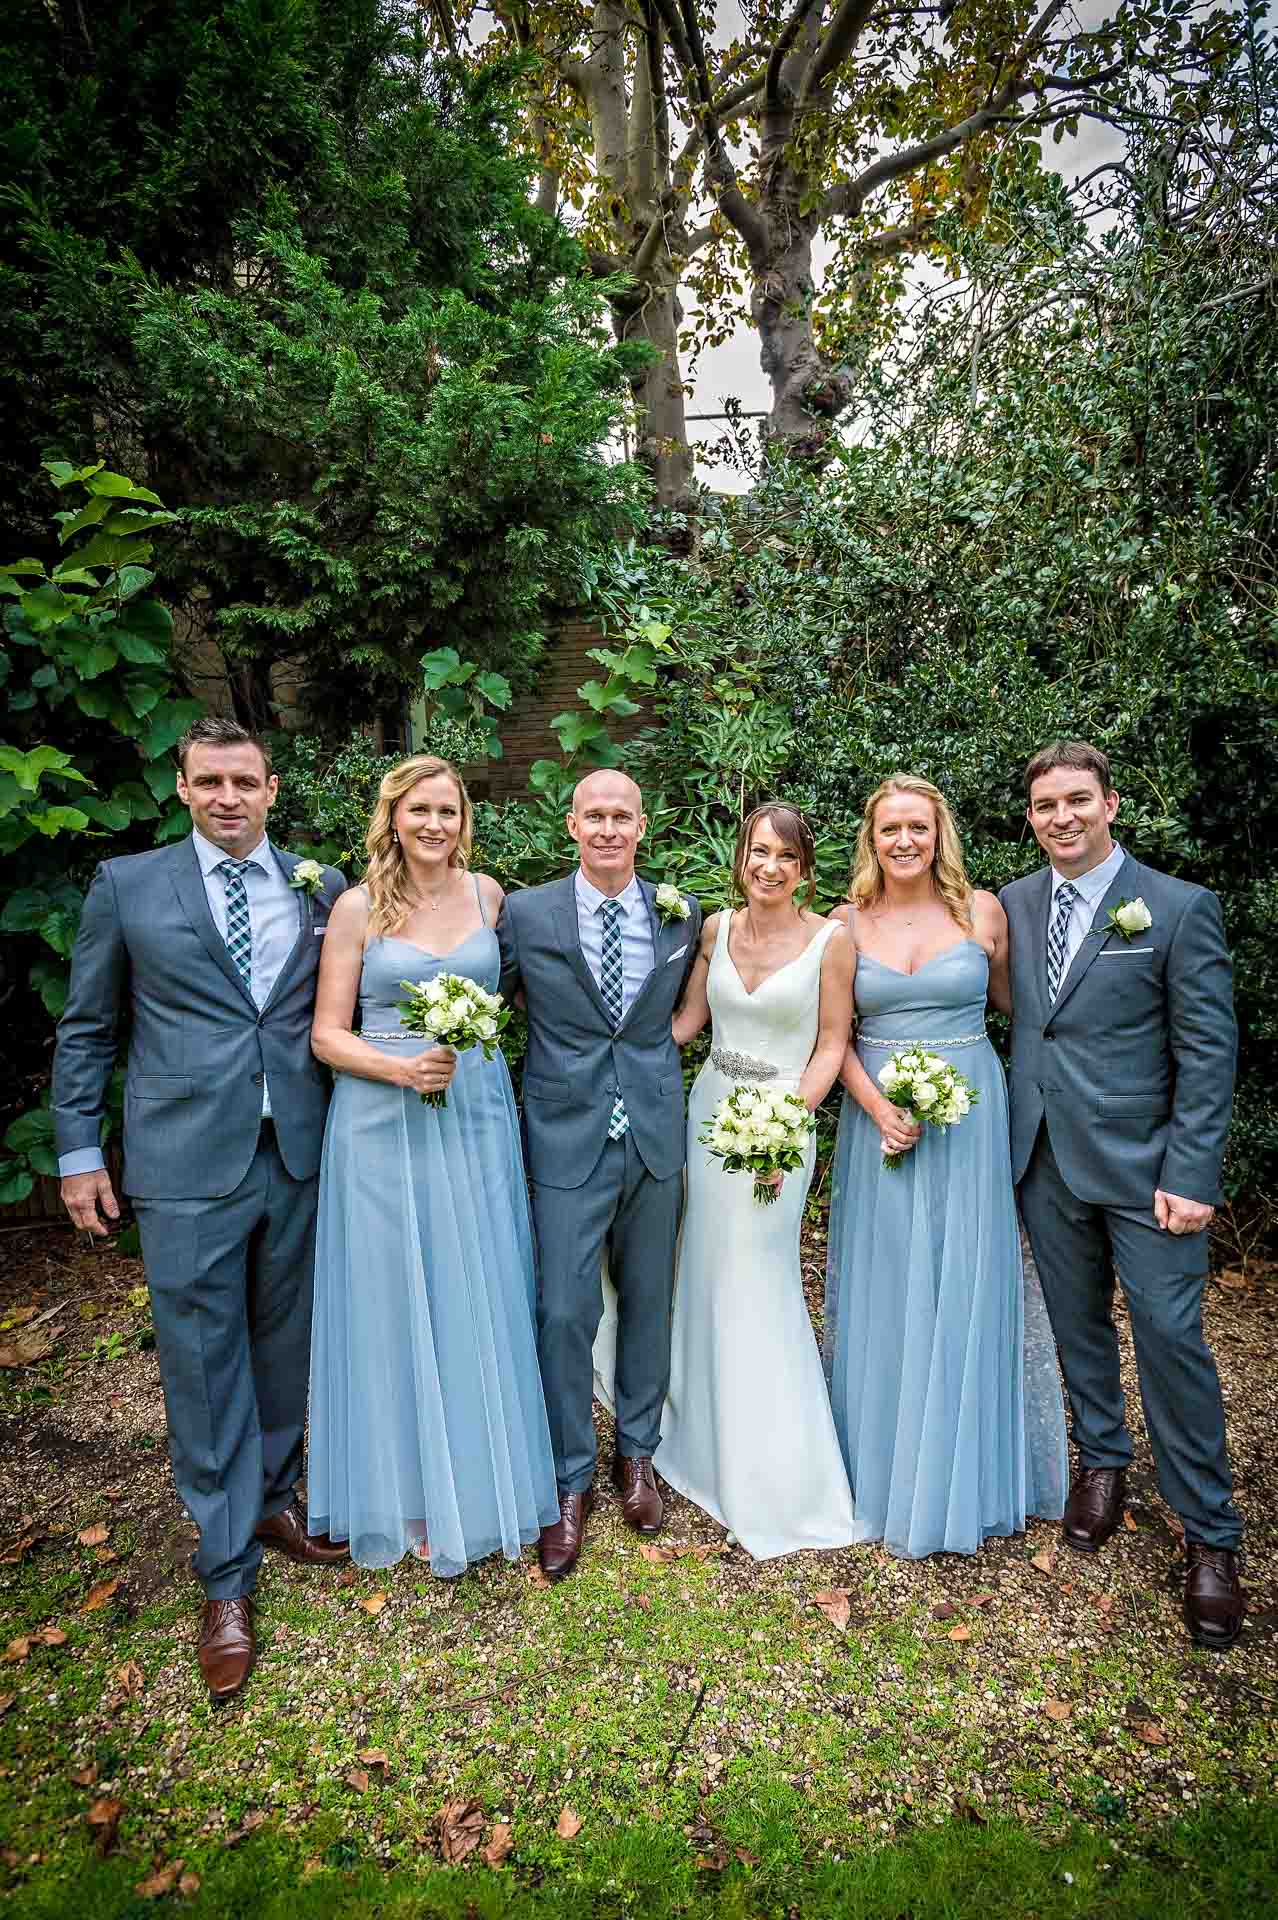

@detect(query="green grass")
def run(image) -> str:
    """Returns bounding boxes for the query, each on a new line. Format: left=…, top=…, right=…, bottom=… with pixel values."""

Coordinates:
left=6, top=1794, right=1276, bottom=1919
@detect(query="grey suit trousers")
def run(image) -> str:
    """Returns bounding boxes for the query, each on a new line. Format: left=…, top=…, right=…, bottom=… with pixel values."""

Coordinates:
left=134, top=1125, right=318, bottom=1598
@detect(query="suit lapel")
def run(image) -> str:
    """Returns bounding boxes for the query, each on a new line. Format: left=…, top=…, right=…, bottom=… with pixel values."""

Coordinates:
left=259, top=845, right=310, bottom=1015
left=171, top=836, right=257, bottom=1010
left=617, top=879, right=678, bottom=1032
left=554, top=876, right=613, bottom=1027
left=1047, top=853, right=1138, bottom=1023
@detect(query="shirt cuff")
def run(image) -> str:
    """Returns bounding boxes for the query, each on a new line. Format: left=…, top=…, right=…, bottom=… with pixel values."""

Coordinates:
left=58, top=1148, right=107, bottom=1177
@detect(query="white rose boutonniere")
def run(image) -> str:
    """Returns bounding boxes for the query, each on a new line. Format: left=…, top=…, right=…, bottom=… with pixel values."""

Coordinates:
left=289, top=859, right=325, bottom=897
left=655, top=882, right=691, bottom=924
left=1105, top=896, right=1152, bottom=941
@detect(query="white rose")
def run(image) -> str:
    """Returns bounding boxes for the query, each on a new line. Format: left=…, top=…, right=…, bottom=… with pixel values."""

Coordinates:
left=1114, top=897, right=1152, bottom=935
left=424, top=977, right=447, bottom=1003
left=656, top=883, right=690, bottom=919
left=878, top=1063, right=902, bottom=1092
left=475, top=1015, right=497, bottom=1040
left=912, top=1081, right=939, bottom=1110
left=710, top=1127, right=733, bottom=1153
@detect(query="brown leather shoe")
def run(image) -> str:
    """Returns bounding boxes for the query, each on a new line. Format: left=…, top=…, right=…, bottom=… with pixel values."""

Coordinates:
left=612, top=1455, right=664, bottom=1536
left=198, top=1597, right=255, bottom=1703
left=1184, top=1542, right=1244, bottom=1650
left=1062, top=1467, right=1126, bottom=1553
left=256, top=1499, right=349, bottom=1567
left=539, top=1490, right=595, bottom=1583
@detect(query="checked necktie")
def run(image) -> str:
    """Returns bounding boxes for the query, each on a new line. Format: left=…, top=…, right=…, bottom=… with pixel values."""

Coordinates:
left=1046, top=880, right=1079, bottom=1002
left=216, top=857, right=254, bottom=990
left=599, top=898, right=630, bottom=1141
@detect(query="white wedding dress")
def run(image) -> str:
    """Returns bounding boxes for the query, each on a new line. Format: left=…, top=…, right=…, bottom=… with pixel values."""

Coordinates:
left=594, top=911, right=856, bottom=1558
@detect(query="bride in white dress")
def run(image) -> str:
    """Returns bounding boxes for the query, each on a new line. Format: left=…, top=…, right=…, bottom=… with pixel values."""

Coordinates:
left=595, top=804, right=857, bottom=1558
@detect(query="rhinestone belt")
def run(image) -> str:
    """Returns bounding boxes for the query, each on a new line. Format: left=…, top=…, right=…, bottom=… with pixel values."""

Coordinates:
left=710, top=1046, right=780, bottom=1080
left=858, top=1030, right=987, bottom=1050
left=361, top=1030, right=420, bottom=1040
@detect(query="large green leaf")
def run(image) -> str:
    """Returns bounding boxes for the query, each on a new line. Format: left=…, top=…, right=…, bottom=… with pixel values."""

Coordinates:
left=85, top=469, right=157, bottom=500
left=57, top=496, right=114, bottom=543
left=124, top=681, right=164, bottom=717
left=141, top=698, right=204, bottom=760
left=0, top=745, right=90, bottom=792
left=29, top=959, right=68, bottom=1020
left=80, top=796, right=133, bottom=831
left=78, top=642, right=119, bottom=680
left=474, top=671, right=513, bottom=710
left=70, top=530, right=153, bottom=572
left=0, top=886, right=53, bottom=932
left=4, top=1109, right=55, bottom=1152
left=38, top=905, right=81, bottom=953
left=551, top=710, right=607, bottom=753
left=44, top=458, right=104, bottom=489
left=115, top=629, right=169, bottom=666
left=26, top=806, right=90, bottom=837
left=143, top=761, right=178, bottom=802
left=0, top=1165, right=34, bottom=1206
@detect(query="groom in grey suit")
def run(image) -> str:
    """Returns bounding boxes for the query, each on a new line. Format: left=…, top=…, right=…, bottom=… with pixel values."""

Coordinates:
left=53, top=718, right=348, bottom=1701
left=1001, top=740, right=1242, bottom=1648
left=498, top=769, right=700, bottom=1580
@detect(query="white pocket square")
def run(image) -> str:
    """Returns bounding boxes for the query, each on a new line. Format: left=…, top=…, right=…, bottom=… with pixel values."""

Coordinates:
left=1098, top=946, right=1153, bottom=955
left=666, top=944, right=689, bottom=963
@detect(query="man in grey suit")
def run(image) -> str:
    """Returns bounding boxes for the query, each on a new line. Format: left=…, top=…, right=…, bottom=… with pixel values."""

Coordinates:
left=1001, top=740, right=1242, bottom=1648
left=497, top=769, right=701, bottom=1581
left=53, top=718, right=349, bottom=1701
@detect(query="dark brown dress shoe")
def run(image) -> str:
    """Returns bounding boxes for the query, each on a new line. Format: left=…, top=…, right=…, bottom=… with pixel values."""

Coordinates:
left=1062, top=1467, right=1126, bottom=1553
left=539, top=1490, right=595, bottom=1583
left=256, top=1499, right=349, bottom=1567
left=612, top=1455, right=664, bottom=1535
left=1184, top=1542, right=1244, bottom=1650
left=198, top=1597, right=255, bottom=1703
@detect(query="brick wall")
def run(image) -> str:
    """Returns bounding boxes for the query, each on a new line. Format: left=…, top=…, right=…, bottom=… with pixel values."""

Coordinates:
left=465, top=617, right=655, bottom=803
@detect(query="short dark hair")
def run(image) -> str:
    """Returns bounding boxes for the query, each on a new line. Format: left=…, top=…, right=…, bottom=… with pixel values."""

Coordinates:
left=1024, top=739, right=1113, bottom=801
left=176, top=716, right=273, bottom=776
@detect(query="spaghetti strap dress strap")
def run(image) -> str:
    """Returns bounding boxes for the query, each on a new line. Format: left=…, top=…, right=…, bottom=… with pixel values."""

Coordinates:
left=474, top=873, right=488, bottom=927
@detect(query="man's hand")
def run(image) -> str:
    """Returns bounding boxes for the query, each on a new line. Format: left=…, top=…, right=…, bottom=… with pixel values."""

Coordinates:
left=61, top=1170, right=121, bottom=1238
left=1154, top=1188, right=1214, bottom=1236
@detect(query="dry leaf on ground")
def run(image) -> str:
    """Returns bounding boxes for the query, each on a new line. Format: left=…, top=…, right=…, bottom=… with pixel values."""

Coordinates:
left=931, top=1601, right=958, bottom=1621
left=344, top=1768, right=370, bottom=1794
left=812, top=1589, right=852, bottom=1631
left=95, top=1547, right=119, bottom=1564
left=107, top=1661, right=145, bottom=1708
left=33, top=1626, right=67, bottom=1647
left=527, top=1563, right=551, bottom=1590
left=357, top=1748, right=389, bottom=1769
left=1123, top=1511, right=1138, bottom=1532
left=1030, top=1550, right=1057, bottom=1575
left=1044, top=1697, right=1073, bottom=1721
left=81, top=1578, right=120, bottom=1614
left=2, top=1638, right=30, bottom=1664
left=70, top=1763, right=98, bottom=1786
left=135, top=1864, right=179, bottom=1898
left=0, top=1532, right=40, bottom=1565
left=0, top=1694, right=14, bottom=1717
left=357, top=1591, right=387, bottom=1616
left=78, top=1523, right=109, bottom=1548
left=969, top=1592, right=996, bottom=1609
left=0, top=1328, right=57, bottom=1368
left=1131, top=1719, right=1168, bottom=1746
left=86, top=1798, right=124, bottom=1855
left=224, top=1811, right=268, bottom=1847
left=178, top=1873, right=200, bottom=1896
left=438, top=1797, right=486, bottom=1863
left=947, top=1623, right=973, bottom=1643
left=484, top=1822, right=514, bottom=1867
left=556, top=1805, right=583, bottom=1840
left=2, top=1305, right=41, bottom=1327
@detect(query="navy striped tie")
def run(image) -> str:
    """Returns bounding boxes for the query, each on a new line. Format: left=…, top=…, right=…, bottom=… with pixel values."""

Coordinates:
left=600, top=899, right=629, bottom=1140
left=1046, top=881, right=1078, bottom=1002
left=216, top=858, right=254, bottom=989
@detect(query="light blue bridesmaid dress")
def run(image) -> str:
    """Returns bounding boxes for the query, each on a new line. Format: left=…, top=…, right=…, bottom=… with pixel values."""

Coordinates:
left=307, top=883, right=559, bottom=1573
left=823, top=939, right=1067, bottom=1558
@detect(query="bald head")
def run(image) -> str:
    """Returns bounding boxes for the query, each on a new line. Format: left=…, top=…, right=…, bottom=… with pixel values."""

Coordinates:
left=567, top=768, right=647, bottom=894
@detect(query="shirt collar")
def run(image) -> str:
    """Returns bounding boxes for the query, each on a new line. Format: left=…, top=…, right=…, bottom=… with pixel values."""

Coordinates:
left=575, top=868, right=645, bottom=917
left=193, top=827, right=273, bottom=877
left=1052, top=840, right=1124, bottom=906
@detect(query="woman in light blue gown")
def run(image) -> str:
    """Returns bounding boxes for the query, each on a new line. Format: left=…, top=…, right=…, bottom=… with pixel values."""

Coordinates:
left=308, top=755, right=558, bottom=1573
left=824, top=774, right=1067, bottom=1558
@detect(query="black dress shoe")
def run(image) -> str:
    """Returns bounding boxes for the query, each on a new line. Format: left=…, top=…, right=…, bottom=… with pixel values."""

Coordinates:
left=1184, top=1542, right=1244, bottom=1650
left=1062, top=1467, right=1126, bottom=1553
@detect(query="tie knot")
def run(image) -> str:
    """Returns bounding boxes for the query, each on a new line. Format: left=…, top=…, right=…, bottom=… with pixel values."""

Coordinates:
left=601, top=897, right=622, bottom=922
left=1056, top=881, right=1078, bottom=905
left=216, top=858, right=254, bottom=879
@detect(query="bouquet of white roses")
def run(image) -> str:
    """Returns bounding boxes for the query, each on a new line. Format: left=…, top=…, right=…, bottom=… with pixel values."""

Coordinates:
left=396, top=973, right=510, bottom=1108
left=876, top=1049, right=979, bottom=1169
left=699, top=1082, right=815, bottom=1206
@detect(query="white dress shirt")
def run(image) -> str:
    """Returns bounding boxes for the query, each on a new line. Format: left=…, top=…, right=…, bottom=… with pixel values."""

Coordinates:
left=574, top=869, right=654, bottom=1018
left=1050, top=840, right=1126, bottom=979
left=58, top=831, right=299, bottom=1177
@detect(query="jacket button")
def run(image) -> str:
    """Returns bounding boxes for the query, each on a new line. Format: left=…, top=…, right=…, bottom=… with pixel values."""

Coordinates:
left=1044, top=1032, right=1055, bottom=1042
left=251, top=1072, right=264, bottom=1086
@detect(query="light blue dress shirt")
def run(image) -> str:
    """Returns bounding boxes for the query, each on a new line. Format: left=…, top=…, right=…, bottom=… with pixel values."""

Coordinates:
left=1050, top=840, right=1126, bottom=978
left=58, top=831, right=300, bottom=1176
left=574, top=869, right=654, bottom=1019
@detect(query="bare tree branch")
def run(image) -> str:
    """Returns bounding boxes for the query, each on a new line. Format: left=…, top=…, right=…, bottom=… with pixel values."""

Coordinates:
left=800, top=0, right=880, bottom=105
left=765, top=0, right=826, bottom=107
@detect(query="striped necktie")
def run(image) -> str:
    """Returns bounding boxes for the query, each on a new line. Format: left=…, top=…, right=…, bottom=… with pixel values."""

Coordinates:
left=1046, top=881, right=1078, bottom=1002
left=599, top=898, right=629, bottom=1140
left=216, top=858, right=254, bottom=989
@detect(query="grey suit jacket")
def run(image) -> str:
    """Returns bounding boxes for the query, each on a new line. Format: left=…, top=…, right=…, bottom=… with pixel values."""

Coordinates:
left=52, top=836, right=346, bottom=1199
left=1000, top=853, right=1236, bottom=1208
left=497, top=874, right=701, bottom=1189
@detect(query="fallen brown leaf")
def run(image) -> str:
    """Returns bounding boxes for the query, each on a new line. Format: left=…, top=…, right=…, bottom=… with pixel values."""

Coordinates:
left=70, top=1763, right=98, bottom=1786
left=357, top=1590, right=387, bottom=1616
left=302, top=1858, right=324, bottom=1879
left=1215, top=1266, right=1250, bottom=1291
left=0, top=1532, right=39, bottom=1565
left=337, top=1565, right=358, bottom=1586
left=135, top=1864, right=179, bottom=1899
left=86, top=1797, right=124, bottom=1856
left=1030, top=1550, right=1057, bottom=1575
left=2, top=1638, right=30, bottom=1664
left=178, top=1872, right=201, bottom=1896
left=345, top=1768, right=370, bottom=1794
left=484, top=1822, right=514, bottom=1867
left=0, top=1327, right=56, bottom=1367
left=969, top=1592, right=996, bottom=1609
left=81, top=1578, right=120, bottom=1614
left=635, top=1591, right=652, bottom=1612
left=1124, top=1511, right=1138, bottom=1532
left=812, top=1588, right=852, bottom=1632
left=527, top=1563, right=551, bottom=1590
left=95, top=1547, right=119, bottom=1565
left=108, top=1661, right=145, bottom=1706
left=931, top=1601, right=958, bottom=1621
left=3, top=1305, right=41, bottom=1327
left=556, top=1805, right=583, bottom=1840
left=78, top=1523, right=109, bottom=1548
left=638, top=1541, right=675, bottom=1564
left=357, top=1748, right=389, bottom=1769
left=1043, top=1697, right=1073, bottom=1722
left=33, top=1626, right=67, bottom=1647
left=224, top=1810, right=268, bottom=1847
left=1095, top=1594, right=1115, bottom=1615
left=947, top=1623, right=973, bottom=1643
left=438, top=1797, right=486, bottom=1863
left=1131, top=1720, right=1168, bottom=1747
left=0, top=1694, right=14, bottom=1717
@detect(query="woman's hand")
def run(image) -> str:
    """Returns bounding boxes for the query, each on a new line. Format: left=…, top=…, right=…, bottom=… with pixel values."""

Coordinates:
left=395, top=1047, right=457, bottom=1096
left=876, top=1098, right=922, bottom=1157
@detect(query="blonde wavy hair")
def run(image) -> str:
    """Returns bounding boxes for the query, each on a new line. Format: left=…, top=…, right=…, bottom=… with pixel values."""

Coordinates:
left=364, top=754, right=473, bottom=937
left=849, top=774, right=974, bottom=931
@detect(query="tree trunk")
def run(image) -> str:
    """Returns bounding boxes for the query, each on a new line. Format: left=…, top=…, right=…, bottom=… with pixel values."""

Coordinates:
left=753, top=227, right=854, bottom=467
left=614, top=282, right=694, bottom=508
